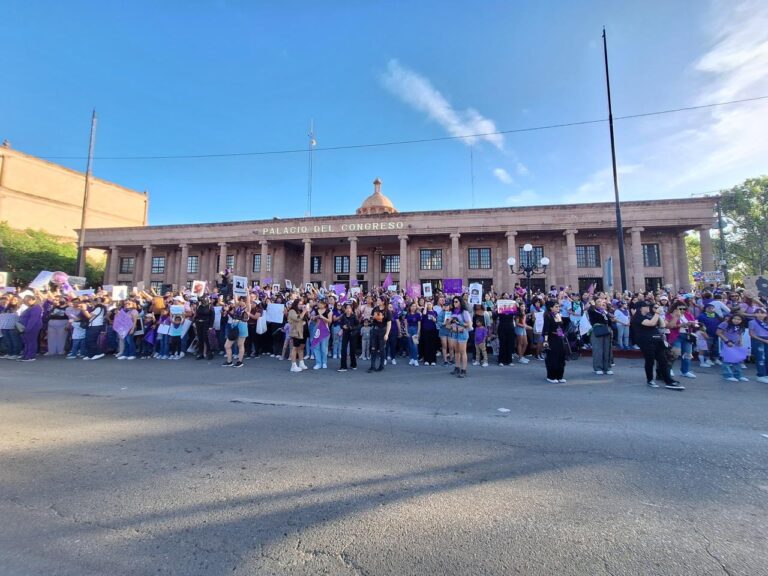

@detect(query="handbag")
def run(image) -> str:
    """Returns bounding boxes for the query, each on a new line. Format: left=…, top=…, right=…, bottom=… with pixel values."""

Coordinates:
left=592, top=324, right=611, bottom=337
left=256, top=315, right=268, bottom=335
left=15, top=321, right=25, bottom=333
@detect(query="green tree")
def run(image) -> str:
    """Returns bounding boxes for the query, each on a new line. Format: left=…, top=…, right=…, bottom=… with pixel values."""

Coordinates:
left=685, top=233, right=701, bottom=281
left=0, top=222, right=104, bottom=287
left=720, top=176, right=768, bottom=274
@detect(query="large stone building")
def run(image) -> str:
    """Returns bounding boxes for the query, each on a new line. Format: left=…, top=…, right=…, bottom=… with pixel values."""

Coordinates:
left=82, top=178, right=717, bottom=294
left=0, top=143, right=148, bottom=239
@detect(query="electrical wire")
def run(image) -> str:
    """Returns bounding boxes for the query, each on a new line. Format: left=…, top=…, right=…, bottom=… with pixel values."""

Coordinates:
left=37, top=94, right=768, bottom=161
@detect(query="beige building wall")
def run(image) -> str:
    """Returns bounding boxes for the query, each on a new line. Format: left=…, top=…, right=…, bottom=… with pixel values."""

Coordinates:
left=0, top=144, right=147, bottom=239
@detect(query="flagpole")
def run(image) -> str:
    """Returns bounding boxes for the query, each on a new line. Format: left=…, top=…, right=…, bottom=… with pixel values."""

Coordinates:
left=76, top=109, right=97, bottom=277
left=307, top=119, right=314, bottom=217
left=602, top=27, right=628, bottom=292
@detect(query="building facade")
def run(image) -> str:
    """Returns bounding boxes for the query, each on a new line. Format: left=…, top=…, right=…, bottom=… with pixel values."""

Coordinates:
left=82, top=178, right=717, bottom=294
left=0, top=143, right=148, bottom=239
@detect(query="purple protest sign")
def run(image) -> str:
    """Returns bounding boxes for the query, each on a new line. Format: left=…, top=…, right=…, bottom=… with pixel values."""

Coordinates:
left=264, top=277, right=272, bottom=285
left=113, top=310, right=135, bottom=339
left=443, top=278, right=462, bottom=295
left=311, top=318, right=330, bottom=347
left=721, top=344, right=748, bottom=364
left=350, top=278, right=358, bottom=287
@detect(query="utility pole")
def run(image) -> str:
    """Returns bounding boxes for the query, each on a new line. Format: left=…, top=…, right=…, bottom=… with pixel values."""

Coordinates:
left=76, top=109, right=97, bottom=277
left=602, top=28, right=628, bottom=292
left=307, top=119, right=316, bottom=217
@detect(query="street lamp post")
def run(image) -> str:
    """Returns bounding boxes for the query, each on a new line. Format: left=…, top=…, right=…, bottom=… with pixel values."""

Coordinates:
left=507, top=243, right=551, bottom=305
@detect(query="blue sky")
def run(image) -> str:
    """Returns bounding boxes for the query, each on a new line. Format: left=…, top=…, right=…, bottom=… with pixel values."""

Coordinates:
left=2, top=0, right=766, bottom=225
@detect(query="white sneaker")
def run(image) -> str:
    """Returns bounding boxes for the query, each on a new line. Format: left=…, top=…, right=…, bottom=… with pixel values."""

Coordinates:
left=756, top=376, right=768, bottom=384
left=481, top=362, right=488, bottom=367
left=699, top=361, right=712, bottom=368
left=391, top=359, right=396, bottom=365
left=179, top=352, right=185, bottom=359
left=738, top=376, right=749, bottom=382
left=299, top=361, right=307, bottom=370
left=714, top=359, right=722, bottom=365
left=472, top=360, right=479, bottom=366
left=384, top=358, right=388, bottom=366
left=681, top=372, right=697, bottom=379
left=126, top=356, right=136, bottom=360
left=413, top=360, right=419, bottom=366
left=558, top=379, right=567, bottom=383
left=724, top=377, right=739, bottom=382
left=290, top=363, right=301, bottom=372
left=519, top=357, right=530, bottom=364
left=595, top=370, right=604, bottom=375
left=313, top=364, right=321, bottom=370
left=606, top=370, right=614, bottom=375
left=117, top=356, right=126, bottom=360
left=669, top=369, right=675, bottom=376
left=91, top=354, right=105, bottom=360
left=546, top=378, right=558, bottom=383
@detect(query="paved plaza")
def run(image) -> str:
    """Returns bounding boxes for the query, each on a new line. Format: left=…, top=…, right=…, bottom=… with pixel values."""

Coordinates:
left=1, top=355, right=766, bottom=575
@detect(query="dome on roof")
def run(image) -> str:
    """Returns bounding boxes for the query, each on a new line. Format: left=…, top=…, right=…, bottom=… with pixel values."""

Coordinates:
left=356, top=178, right=398, bottom=215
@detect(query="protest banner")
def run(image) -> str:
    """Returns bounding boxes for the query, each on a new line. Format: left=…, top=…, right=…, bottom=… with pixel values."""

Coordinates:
left=75, top=289, right=95, bottom=297
left=468, top=283, right=483, bottom=305
left=266, top=303, right=285, bottom=324
left=350, top=286, right=361, bottom=297
left=29, top=271, right=53, bottom=290
left=387, top=284, right=398, bottom=292
left=232, top=275, right=247, bottom=297
left=67, top=275, right=87, bottom=287
left=112, top=285, right=128, bottom=301
left=443, top=278, right=462, bottom=295
left=496, top=299, right=518, bottom=315
left=170, top=304, right=185, bottom=315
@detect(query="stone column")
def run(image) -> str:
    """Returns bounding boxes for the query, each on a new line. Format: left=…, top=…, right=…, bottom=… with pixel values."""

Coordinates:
left=398, top=234, right=409, bottom=287
left=661, top=238, right=674, bottom=289
left=677, top=232, right=691, bottom=291
left=259, top=239, right=269, bottom=285
left=218, top=242, right=228, bottom=273
left=450, top=232, right=461, bottom=279
left=348, top=236, right=358, bottom=286
left=178, top=243, right=189, bottom=287
left=108, top=246, right=119, bottom=284
left=166, top=250, right=176, bottom=287
left=236, top=247, right=247, bottom=276
left=629, top=227, right=645, bottom=291
left=505, top=230, right=517, bottom=294
left=142, top=244, right=153, bottom=287
left=699, top=226, right=714, bottom=273
left=302, top=238, right=312, bottom=286
left=563, top=229, right=579, bottom=292
left=372, top=248, right=382, bottom=288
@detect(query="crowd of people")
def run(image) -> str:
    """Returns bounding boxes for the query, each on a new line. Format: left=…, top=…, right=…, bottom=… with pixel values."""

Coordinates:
left=2, top=276, right=767, bottom=391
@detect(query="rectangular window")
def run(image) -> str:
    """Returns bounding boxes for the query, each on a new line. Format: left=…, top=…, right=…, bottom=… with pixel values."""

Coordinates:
left=645, top=276, right=664, bottom=292
left=119, top=257, right=135, bottom=274
left=334, top=256, right=350, bottom=274
left=519, top=246, right=545, bottom=267
left=576, top=245, right=601, bottom=268
left=311, top=256, right=322, bottom=274
left=357, top=255, right=368, bottom=273
left=381, top=255, right=400, bottom=273
left=266, top=254, right=272, bottom=272
left=150, top=281, right=165, bottom=292
left=642, top=243, right=661, bottom=267
left=216, top=255, right=235, bottom=271
left=187, top=256, right=199, bottom=274
left=419, top=249, right=443, bottom=270
left=468, top=247, right=492, bottom=269
left=252, top=254, right=261, bottom=273
left=151, top=256, right=165, bottom=275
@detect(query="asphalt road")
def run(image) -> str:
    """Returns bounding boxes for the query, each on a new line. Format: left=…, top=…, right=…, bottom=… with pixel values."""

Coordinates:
left=1, top=353, right=766, bottom=576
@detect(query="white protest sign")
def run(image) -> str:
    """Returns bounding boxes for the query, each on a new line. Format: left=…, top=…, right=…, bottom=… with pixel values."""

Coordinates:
left=68, top=275, right=87, bottom=287
left=29, top=271, right=53, bottom=290
left=191, top=280, right=206, bottom=297
left=387, top=284, right=398, bottom=292
left=266, top=303, right=285, bottom=324
left=305, top=282, right=313, bottom=292
left=112, top=285, right=128, bottom=301
left=422, top=282, right=433, bottom=298
left=285, top=279, right=293, bottom=290
left=170, top=304, right=185, bottom=315
left=272, top=283, right=280, bottom=293
left=75, top=289, right=95, bottom=297
left=232, top=275, right=247, bottom=297
left=468, top=283, right=483, bottom=306
left=0, top=272, right=7, bottom=287
left=350, top=286, right=361, bottom=297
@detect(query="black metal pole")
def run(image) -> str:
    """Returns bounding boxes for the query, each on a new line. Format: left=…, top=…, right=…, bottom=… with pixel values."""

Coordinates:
left=602, top=28, right=628, bottom=292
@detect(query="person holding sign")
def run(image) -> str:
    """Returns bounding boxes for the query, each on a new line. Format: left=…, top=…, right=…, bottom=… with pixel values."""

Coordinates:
left=222, top=293, right=251, bottom=368
left=288, top=299, right=308, bottom=372
left=445, top=296, right=472, bottom=378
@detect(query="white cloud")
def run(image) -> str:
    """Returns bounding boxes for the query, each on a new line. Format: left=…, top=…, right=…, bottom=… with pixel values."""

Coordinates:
left=515, top=162, right=529, bottom=176
left=574, top=165, right=642, bottom=203
left=381, top=59, right=504, bottom=150
left=493, top=168, right=514, bottom=184
left=505, top=189, right=539, bottom=206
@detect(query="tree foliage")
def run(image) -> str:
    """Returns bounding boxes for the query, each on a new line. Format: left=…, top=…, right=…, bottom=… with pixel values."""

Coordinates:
left=685, top=233, right=701, bottom=282
left=720, top=176, right=768, bottom=275
left=0, top=222, right=104, bottom=287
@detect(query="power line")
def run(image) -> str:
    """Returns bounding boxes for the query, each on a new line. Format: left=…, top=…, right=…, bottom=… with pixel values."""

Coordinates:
left=37, top=94, right=768, bottom=161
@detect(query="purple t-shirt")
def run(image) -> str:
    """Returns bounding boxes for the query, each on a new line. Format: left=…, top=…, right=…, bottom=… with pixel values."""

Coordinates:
left=748, top=319, right=768, bottom=339
left=475, top=326, right=488, bottom=343
left=405, top=312, right=422, bottom=327
left=718, top=321, right=744, bottom=345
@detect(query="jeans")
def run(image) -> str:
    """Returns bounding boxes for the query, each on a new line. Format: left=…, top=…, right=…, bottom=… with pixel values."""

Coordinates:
left=159, top=334, right=170, bottom=357
left=752, top=338, right=768, bottom=377
left=672, top=334, right=692, bottom=374
left=2, top=328, right=22, bottom=356
left=722, top=362, right=743, bottom=379
left=332, top=331, right=342, bottom=357
left=68, top=338, right=85, bottom=357
left=121, top=334, right=136, bottom=357
left=314, top=337, right=329, bottom=366
left=407, top=325, right=419, bottom=361
left=370, top=327, right=386, bottom=370
left=616, top=324, right=629, bottom=349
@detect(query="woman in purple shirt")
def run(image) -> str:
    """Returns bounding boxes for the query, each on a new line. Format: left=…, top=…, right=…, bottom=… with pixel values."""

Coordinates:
left=404, top=302, right=422, bottom=366
left=18, top=295, right=44, bottom=361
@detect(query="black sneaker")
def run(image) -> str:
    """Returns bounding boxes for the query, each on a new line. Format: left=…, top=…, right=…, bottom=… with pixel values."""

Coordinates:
left=367, top=368, right=376, bottom=373
left=222, top=360, right=233, bottom=367
left=664, top=381, right=685, bottom=391
left=451, top=367, right=460, bottom=375
left=647, top=380, right=660, bottom=388
left=458, top=369, right=466, bottom=378
left=234, top=361, right=244, bottom=368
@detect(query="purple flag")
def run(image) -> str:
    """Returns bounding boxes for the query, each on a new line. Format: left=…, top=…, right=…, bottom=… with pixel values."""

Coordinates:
left=311, top=318, right=330, bottom=347
left=382, top=272, right=393, bottom=289
left=406, top=282, right=421, bottom=299
left=444, top=278, right=462, bottom=295
left=350, top=278, right=358, bottom=287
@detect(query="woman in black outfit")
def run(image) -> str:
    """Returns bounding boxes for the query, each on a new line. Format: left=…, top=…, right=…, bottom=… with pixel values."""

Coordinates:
left=496, top=305, right=516, bottom=366
left=542, top=300, right=567, bottom=383
left=630, top=301, right=684, bottom=390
